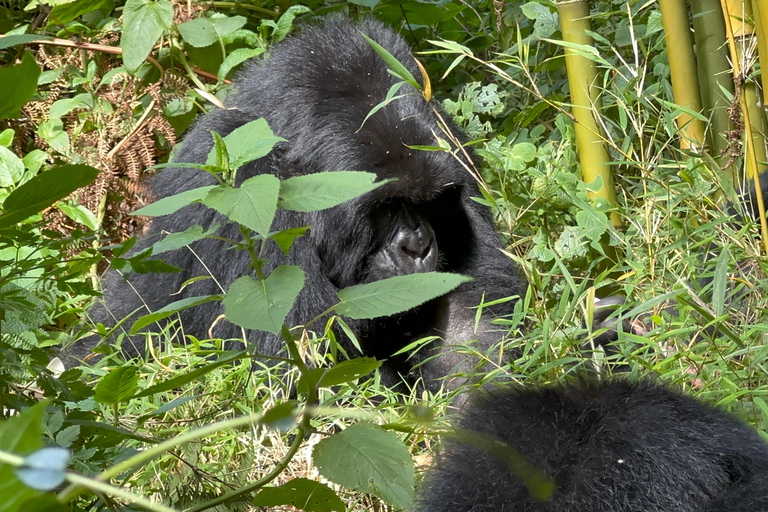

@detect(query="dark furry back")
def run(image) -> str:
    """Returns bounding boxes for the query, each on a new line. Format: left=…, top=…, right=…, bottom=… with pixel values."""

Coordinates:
left=417, top=380, right=768, bottom=512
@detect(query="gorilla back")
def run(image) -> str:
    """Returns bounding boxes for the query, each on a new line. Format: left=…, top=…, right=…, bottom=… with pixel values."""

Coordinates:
left=73, top=16, right=523, bottom=388
left=417, top=380, right=768, bottom=512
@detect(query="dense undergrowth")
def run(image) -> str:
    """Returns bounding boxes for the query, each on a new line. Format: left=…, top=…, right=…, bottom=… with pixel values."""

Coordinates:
left=1, top=0, right=768, bottom=511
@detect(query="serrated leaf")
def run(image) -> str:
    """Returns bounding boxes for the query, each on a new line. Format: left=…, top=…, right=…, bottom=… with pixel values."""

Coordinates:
left=121, top=0, right=173, bottom=73
left=133, top=185, right=215, bottom=217
left=178, top=18, right=218, bottom=48
left=0, top=165, right=99, bottom=227
left=0, top=51, right=40, bottom=121
left=253, top=478, right=345, bottom=512
left=130, top=295, right=220, bottom=333
left=271, top=226, right=309, bottom=255
left=278, top=171, right=388, bottom=212
left=93, top=366, right=139, bottom=404
left=202, top=175, right=279, bottom=237
left=218, top=47, right=264, bottom=81
left=336, top=272, right=472, bottom=319
left=205, top=118, right=284, bottom=169
left=223, top=266, right=305, bottom=334
left=313, top=423, right=414, bottom=508
left=54, top=425, right=80, bottom=448
left=15, top=448, right=71, bottom=491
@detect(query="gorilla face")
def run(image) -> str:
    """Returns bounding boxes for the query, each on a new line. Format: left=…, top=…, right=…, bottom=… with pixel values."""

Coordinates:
left=68, top=16, right=525, bottom=390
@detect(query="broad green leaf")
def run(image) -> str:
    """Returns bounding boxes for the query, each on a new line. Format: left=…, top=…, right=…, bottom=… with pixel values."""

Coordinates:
left=205, top=118, right=285, bottom=169
left=278, top=171, right=388, bottom=212
left=261, top=401, right=297, bottom=431
left=130, top=295, right=220, bottom=333
left=318, top=358, right=381, bottom=387
left=57, top=203, right=98, bottom=230
left=223, top=266, right=305, bottom=334
left=271, top=5, right=311, bottom=42
left=336, top=272, right=472, bottom=319
left=202, top=175, right=280, bottom=237
left=49, top=0, right=110, bottom=24
left=211, top=15, right=247, bottom=38
left=0, top=145, right=24, bottom=187
left=133, top=185, right=215, bottom=217
left=178, top=18, right=218, bottom=48
left=271, top=226, right=309, bottom=255
left=93, top=366, right=139, bottom=404
left=313, top=423, right=414, bottom=508
left=49, top=94, right=93, bottom=118
left=15, top=448, right=71, bottom=491
left=54, top=425, right=80, bottom=448
left=133, top=351, right=245, bottom=398
left=121, top=0, right=173, bottom=73
left=0, top=165, right=99, bottom=228
left=253, top=478, right=344, bottom=512
left=151, top=224, right=219, bottom=254
left=0, top=34, right=53, bottom=50
left=0, top=52, right=40, bottom=121
left=0, top=401, right=46, bottom=511
left=37, top=118, right=69, bottom=153
left=218, top=47, right=264, bottom=81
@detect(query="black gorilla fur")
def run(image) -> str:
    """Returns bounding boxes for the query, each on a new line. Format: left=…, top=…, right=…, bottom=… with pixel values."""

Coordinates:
left=417, top=380, right=768, bottom=512
left=69, top=16, right=524, bottom=389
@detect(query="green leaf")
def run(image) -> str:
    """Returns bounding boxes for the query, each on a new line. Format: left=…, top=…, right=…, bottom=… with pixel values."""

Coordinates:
left=0, top=165, right=99, bottom=228
left=49, top=0, right=110, bottom=24
left=0, top=52, right=40, bottom=121
left=121, top=0, right=174, bottom=73
left=178, top=18, right=218, bottom=48
left=130, top=295, right=220, bottom=333
left=712, top=246, right=730, bottom=317
left=359, top=32, right=419, bottom=90
left=54, top=425, right=80, bottom=448
left=261, top=401, right=297, bottom=431
left=37, top=118, right=69, bottom=153
left=336, top=272, right=472, bottom=319
left=211, top=15, right=247, bottom=38
left=0, top=35, right=53, bottom=50
left=0, top=401, right=47, bottom=511
left=278, top=171, right=389, bottom=212
left=202, top=175, right=280, bottom=237
left=151, top=224, right=219, bottom=254
left=16, top=448, right=71, bottom=491
left=313, top=423, right=414, bottom=508
left=57, top=203, right=98, bottom=230
left=0, top=145, right=24, bottom=187
left=318, top=358, right=381, bottom=387
left=133, top=351, right=245, bottom=398
left=49, top=94, right=93, bottom=118
left=271, top=226, right=309, bottom=255
left=223, top=266, right=305, bottom=334
left=133, top=185, right=215, bottom=217
left=93, top=366, right=139, bottom=404
left=218, top=47, right=264, bottom=81
left=271, top=5, right=311, bottom=42
left=205, top=118, right=284, bottom=169
left=253, top=478, right=345, bottom=512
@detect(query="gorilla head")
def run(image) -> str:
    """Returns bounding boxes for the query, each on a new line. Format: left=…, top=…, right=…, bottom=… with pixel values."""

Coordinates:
left=67, top=15, right=524, bottom=391
left=417, top=379, right=768, bottom=512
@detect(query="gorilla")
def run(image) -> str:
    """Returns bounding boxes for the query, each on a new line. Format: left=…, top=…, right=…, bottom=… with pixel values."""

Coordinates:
left=66, top=16, right=524, bottom=390
left=417, top=379, right=768, bottom=511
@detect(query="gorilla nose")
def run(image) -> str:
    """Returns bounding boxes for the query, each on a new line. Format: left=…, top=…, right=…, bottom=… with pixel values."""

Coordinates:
left=394, top=223, right=438, bottom=273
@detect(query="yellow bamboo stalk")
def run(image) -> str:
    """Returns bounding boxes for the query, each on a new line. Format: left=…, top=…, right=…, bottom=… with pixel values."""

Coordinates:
left=753, top=0, right=768, bottom=107
left=556, top=0, right=620, bottom=227
left=659, top=0, right=707, bottom=152
left=721, top=0, right=768, bottom=254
